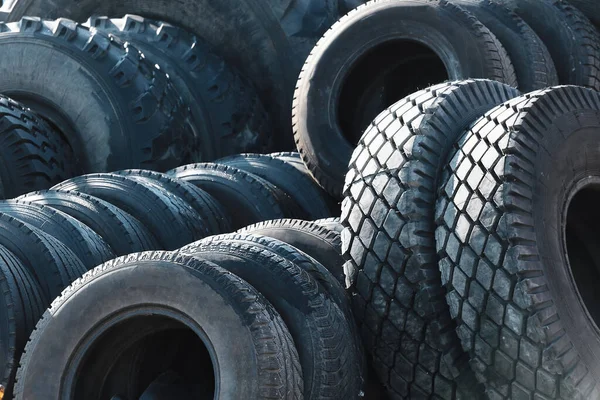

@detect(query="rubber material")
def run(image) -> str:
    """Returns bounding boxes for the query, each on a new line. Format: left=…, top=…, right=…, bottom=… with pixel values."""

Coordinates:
left=314, top=217, right=343, bottom=233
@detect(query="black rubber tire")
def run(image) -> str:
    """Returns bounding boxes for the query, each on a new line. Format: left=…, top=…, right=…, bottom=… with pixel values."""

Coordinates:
left=568, top=0, right=600, bottom=27
left=17, top=190, right=159, bottom=255
left=434, top=86, right=600, bottom=399
left=341, top=80, right=520, bottom=399
left=14, top=251, right=303, bottom=399
left=168, top=163, right=287, bottom=230
left=5, top=0, right=341, bottom=148
left=52, top=173, right=211, bottom=250
left=0, top=95, right=79, bottom=199
left=0, top=17, right=196, bottom=173
left=0, top=200, right=114, bottom=269
left=86, top=15, right=272, bottom=158
left=181, top=233, right=361, bottom=399
left=0, top=213, right=85, bottom=302
left=239, top=218, right=347, bottom=287
left=455, top=0, right=558, bottom=92
left=314, top=217, right=343, bottom=233
left=217, top=153, right=333, bottom=219
left=293, top=0, right=517, bottom=198
left=115, top=169, right=231, bottom=235
left=498, top=0, right=600, bottom=90
left=0, top=244, right=45, bottom=398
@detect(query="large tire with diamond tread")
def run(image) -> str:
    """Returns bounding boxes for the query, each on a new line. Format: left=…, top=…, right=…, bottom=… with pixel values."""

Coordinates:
left=0, top=17, right=196, bottom=173
left=434, top=86, right=600, bottom=399
left=341, top=80, right=520, bottom=399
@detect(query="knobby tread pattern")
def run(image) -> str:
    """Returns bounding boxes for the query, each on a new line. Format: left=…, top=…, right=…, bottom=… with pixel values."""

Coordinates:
left=0, top=95, right=78, bottom=199
left=0, top=17, right=196, bottom=172
left=314, top=217, right=343, bottom=233
left=292, top=0, right=517, bottom=199
left=52, top=173, right=211, bottom=250
left=181, top=233, right=361, bottom=399
left=341, top=80, right=520, bottom=399
left=14, top=251, right=303, bottom=399
left=17, top=190, right=159, bottom=255
left=87, top=15, right=272, bottom=157
left=434, top=86, right=600, bottom=399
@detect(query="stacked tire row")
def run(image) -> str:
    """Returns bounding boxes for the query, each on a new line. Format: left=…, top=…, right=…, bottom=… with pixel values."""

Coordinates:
left=342, top=79, right=600, bottom=399
left=0, top=152, right=346, bottom=398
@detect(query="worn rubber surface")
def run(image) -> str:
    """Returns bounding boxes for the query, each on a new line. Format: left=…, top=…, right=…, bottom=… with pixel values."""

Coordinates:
left=115, top=169, right=231, bottom=235
left=293, top=0, right=517, bottom=198
left=455, top=0, right=558, bottom=91
left=314, top=217, right=343, bottom=233
left=218, top=153, right=333, bottom=219
left=568, top=0, right=600, bottom=27
left=0, top=213, right=85, bottom=302
left=0, top=95, right=78, bottom=199
left=87, top=15, right=272, bottom=158
left=5, top=0, right=341, bottom=147
left=498, top=0, right=600, bottom=90
left=0, top=200, right=114, bottom=269
left=434, top=86, right=600, bottom=399
left=0, top=17, right=196, bottom=172
left=0, top=244, right=45, bottom=398
left=14, top=251, right=303, bottom=399
left=168, top=163, right=287, bottom=230
left=181, top=233, right=361, bottom=399
left=17, top=190, right=159, bottom=255
left=52, top=173, right=211, bottom=250
left=341, top=80, right=519, bottom=399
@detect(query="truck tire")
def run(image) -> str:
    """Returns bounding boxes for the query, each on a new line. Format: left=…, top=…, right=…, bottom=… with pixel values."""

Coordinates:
left=52, top=174, right=211, bottom=250
left=0, top=95, right=78, bottom=199
left=17, top=190, right=159, bottom=255
left=455, top=0, right=558, bottom=91
left=0, top=201, right=114, bottom=269
left=293, top=0, right=517, bottom=198
left=168, top=163, right=286, bottom=229
left=14, top=252, right=303, bottom=399
left=341, top=80, right=519, bottom=399
left=0, top=17, right=196, bottom=173
left=87, top=15, right=272, bottom=158
left=181, top=234, right=361, bottom=400
left=314, top=217, right=343, bottom=233
left=435, top=86, right=600, bottom=398
left=217, top=153, right=333, bottom=219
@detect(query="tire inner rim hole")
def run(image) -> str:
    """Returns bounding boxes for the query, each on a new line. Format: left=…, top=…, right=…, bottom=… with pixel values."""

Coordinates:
left=338, top=40, right=448, bottom=145
left=566, top=184, right=600, bottom=329
left=74, top=315, right=215, bottom=400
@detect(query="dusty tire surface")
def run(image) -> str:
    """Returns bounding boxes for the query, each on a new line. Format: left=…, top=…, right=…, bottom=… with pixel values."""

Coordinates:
left=341, top=80, right=519, bottom=399
left=293, top=0, right=517, bottom=198
left=17, top=190, right=159, bottom=255
left=14, top=251, right=303, bottom=399
left=568, top=0, right=600, bottom=27
left=87, top=15, right=272, bottom=158
left=181, top=233, right=362, bottom=400
left=0, top=17, right=197, bottom=172
left=435, top=86, right=600, bottom=399
left=0, top=95, right=78, bottom=199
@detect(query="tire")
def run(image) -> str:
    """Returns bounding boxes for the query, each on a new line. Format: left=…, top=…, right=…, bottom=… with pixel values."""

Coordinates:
left=14, top=251, right=303, bottom=399
left=181, top=234, right=361, bottom=399
left=17, top=190, right=159, bottom=256
left=86, top=15, right=272, bottom=158
left=455, top=0, right=558, bottom=91
left=498, top=0, right=600, bottom=89
left=341, top=80, right=520, bottom=399
left=239, top=218, right=347, bottom=287
left=0, top=95, right=79, bottom=199
left=0, top=214, right=85, bottom=302
left=5, top=0, right=341, bottom=148
left=0, top=17, right=196, bottom=173
left=314, top=217, right=343, bottom=233
left=0, top=244, right=45, bottom=398
left=293, top=0, right=517, bottom=198
left=115, top=169, right=231, bottom=235
left=52, top=173, right=211, bottom=250
left=0, top=201, right=114, bottom=269
left=217, top=153, right=333, bottom=219
left=168, top=163, right=287, bottom=229
left=434, top=86, right=600, bottom=399
left=568, top=0, right=600, bottom=27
